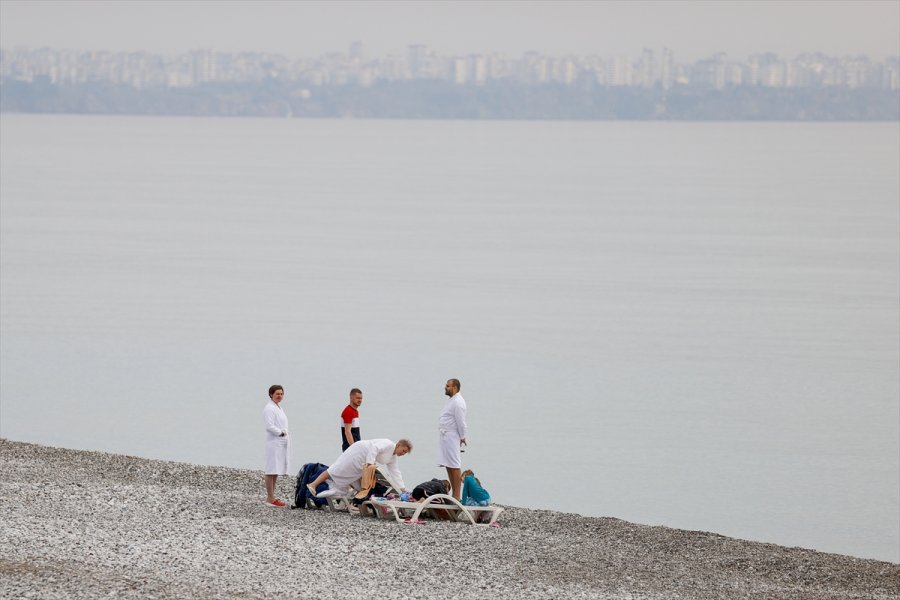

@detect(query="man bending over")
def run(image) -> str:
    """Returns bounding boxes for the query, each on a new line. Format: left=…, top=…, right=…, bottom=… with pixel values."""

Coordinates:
left=307, top=438, right=412, bottom=500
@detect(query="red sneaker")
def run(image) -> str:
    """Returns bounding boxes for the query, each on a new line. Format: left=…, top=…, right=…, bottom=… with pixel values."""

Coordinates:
left=268, top=499, right=286, bottom=508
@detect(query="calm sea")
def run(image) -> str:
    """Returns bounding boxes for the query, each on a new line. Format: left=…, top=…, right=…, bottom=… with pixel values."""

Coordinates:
left=1, top=114, right=897, bottom=562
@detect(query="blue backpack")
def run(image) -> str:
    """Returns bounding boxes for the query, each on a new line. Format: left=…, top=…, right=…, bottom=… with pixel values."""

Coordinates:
left=293, top=462, right=329, bottom=509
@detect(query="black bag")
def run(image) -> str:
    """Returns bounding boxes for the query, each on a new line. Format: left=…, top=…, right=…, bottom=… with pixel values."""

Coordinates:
left=412, top=478, right=446, bottom=501
left=292, top=462, right=329, bottom=509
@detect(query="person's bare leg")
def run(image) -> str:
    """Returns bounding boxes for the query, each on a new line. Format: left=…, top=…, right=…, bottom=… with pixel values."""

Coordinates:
left=265, top=474, right=277, bottom=503
left=306, top=469, right=331, bottom=496
left=446, top=467, right=462, bottom=500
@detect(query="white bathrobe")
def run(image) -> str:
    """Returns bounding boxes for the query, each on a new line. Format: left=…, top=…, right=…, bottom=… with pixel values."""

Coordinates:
left=263, top=400, right=290, bottom=475
left=438, top=393, right=467, bottom=468
left=327, top=438, right=407, bottom=493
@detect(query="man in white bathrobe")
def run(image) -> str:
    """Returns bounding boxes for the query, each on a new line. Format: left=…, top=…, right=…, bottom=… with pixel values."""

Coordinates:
left=438, top=378, right=467, bottom=500
left=263, top=384, right=290, bottom=507
left=306, top=438, right=411, bottom=499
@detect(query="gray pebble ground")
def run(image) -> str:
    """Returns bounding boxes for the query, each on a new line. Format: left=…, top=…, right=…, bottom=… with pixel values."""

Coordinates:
left=1, top=439, right=898, bottom=599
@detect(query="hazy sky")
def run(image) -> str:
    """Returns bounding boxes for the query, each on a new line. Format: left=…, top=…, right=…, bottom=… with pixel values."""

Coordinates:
left=1, top=0, right=898, bottom=61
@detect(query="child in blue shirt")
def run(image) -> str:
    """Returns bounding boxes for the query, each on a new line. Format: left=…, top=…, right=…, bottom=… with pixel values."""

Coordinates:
left=461, top=469, right=491, bottom=507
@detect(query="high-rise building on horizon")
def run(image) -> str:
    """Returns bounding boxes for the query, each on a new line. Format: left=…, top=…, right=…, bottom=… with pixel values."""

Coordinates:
left=349, top=41, right=363, bottom=63
left=408, top=44, right=427, bottom=78
left=661, top=48, right=675, bottom=89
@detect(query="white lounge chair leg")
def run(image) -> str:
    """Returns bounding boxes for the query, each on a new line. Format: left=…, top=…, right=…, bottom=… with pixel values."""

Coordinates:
left=391, top=505, right=404, bottom=523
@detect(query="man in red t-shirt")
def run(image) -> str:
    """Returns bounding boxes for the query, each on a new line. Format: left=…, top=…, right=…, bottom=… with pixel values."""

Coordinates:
left=341, top=388, right=363, bottom=452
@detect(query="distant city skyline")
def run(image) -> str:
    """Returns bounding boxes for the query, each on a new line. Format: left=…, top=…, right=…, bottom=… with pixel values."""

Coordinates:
left=4, top=42, right=897, bottom=121
left=4, top=43, right=897, bottom=92
left=1, top=0, right=898, bottom=62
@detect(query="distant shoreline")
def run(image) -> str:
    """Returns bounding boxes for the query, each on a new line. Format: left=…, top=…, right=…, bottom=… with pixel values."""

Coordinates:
left=1, top=438, right=897, bottom=599
left=2, top=80, right=898, bottom=121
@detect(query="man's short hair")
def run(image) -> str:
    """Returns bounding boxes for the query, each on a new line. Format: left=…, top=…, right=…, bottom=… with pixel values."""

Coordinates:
left=449, top=378, right=461, bottom=391
left=396, top=438, right=413, bottom=451
left=350, top=388, right=362, bottom=396
left=268, top=385, right=283, bottom=398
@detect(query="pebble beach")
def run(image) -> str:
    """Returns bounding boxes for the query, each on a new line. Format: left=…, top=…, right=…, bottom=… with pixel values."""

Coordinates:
left=1, top=438, right=897, bottom=599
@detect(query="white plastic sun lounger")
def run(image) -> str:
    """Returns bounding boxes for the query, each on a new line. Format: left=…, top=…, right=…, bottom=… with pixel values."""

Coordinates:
left=319, top=489, right=354, bottom=511
left=313, top=481, right=359, bottom=512
left=364, top=494, right=504, bottom=525
left=320, top=465, right=402, bottom=513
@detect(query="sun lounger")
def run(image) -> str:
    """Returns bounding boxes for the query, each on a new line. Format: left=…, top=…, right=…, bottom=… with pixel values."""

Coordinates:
left=363, top=494, right=503, bottom=525
left=316, top=465, right=401, bottom=513
left=310, top=482, right=359, bottom=512
left=322, top=490, right=354, bottom=511
left=360, top=497, right=420, bottom=520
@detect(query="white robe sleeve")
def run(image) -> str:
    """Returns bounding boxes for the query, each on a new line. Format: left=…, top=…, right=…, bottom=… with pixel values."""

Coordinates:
left=454, top=400, right=467, bottom=439
left=383, top=456, right=406, bottom=492
left=263, top=405, right=283, bottom=437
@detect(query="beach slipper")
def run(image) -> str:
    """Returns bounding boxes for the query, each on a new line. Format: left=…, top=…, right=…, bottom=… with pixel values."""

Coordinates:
left=267, top=499, right=286, bottom=508
left=306, top=483, right=317, bottom=498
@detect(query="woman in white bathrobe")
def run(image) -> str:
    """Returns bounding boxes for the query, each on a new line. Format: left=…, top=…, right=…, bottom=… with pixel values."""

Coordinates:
left=263, top=384, right=290, bottom=507
left=306, top=438, right=411, bottom=497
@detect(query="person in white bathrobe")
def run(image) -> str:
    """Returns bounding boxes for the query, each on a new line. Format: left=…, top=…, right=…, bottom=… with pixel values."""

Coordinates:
left=263, top=384, right=290, bottom=507
left=438, top=378, right=467, bottom=500
left=306, top=438, right=412, bottom=499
